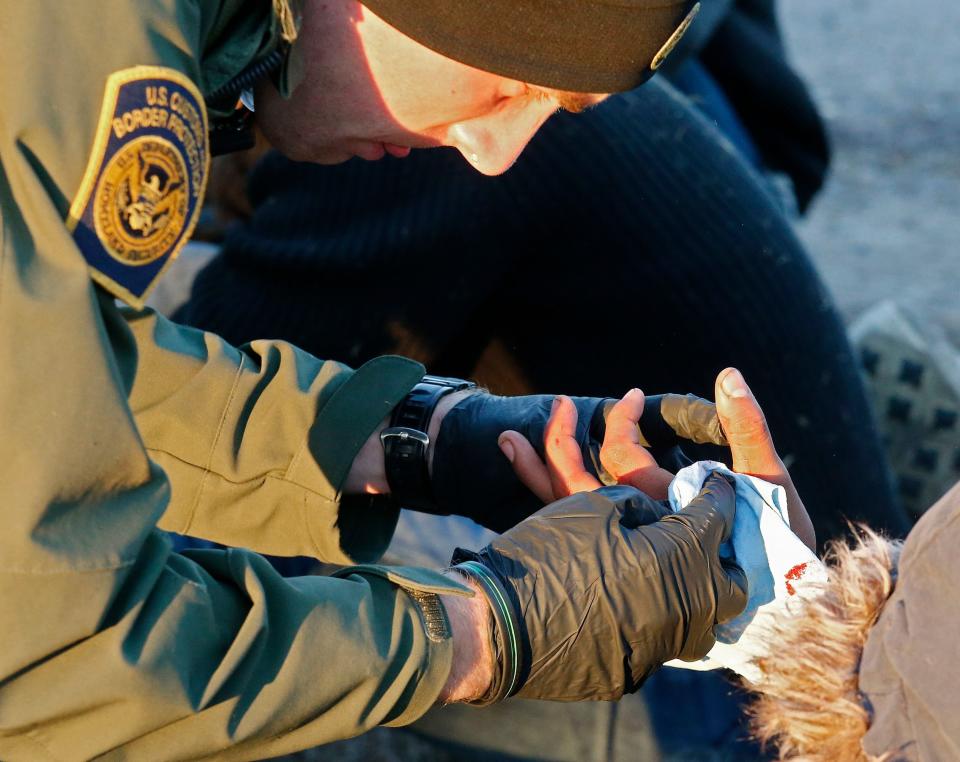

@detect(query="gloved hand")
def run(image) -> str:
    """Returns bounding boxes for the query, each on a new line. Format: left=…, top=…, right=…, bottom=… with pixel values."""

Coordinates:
left=432, top=391, right=726, bottom=531
left=451, top=473, right=747, bottom=703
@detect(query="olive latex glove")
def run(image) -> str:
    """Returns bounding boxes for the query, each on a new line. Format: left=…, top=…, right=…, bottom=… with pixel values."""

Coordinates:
left=451, top=474, right=747, bottom=702
left=434, top=391, right=725, bottom=531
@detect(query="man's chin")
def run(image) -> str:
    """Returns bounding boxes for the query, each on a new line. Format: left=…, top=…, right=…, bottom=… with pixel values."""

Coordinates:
left=296, top=147, right=356, bottom=165
left=265, top=134, right=354, bottom=165
left=262, top=131, right=415, bottom=164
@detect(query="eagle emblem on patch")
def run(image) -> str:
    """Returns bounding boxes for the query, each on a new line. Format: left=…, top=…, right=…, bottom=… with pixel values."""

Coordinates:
left=68, top=67, right=209, bottom=307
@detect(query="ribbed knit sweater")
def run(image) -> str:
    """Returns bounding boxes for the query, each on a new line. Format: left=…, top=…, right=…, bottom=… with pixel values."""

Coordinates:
left=177, top=75, right=907, bottom=543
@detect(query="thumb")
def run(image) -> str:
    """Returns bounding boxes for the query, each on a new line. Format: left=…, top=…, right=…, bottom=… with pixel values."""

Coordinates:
left=715, top=559, right=749, bottom=624
left=715, top=368, right=816, bottom=551
left=498, top=430, right=555, bottom=504
left=715, top=367, right=784, bottom=477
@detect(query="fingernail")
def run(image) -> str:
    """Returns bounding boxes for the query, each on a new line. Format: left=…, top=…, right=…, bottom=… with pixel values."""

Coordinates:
left=627, top=387, right=642, bottom=399
left=721, top=369, right=750, bottom=399
left=550, top=396, right=560, bottom=412
left=498, top=437, right=515, bottom=463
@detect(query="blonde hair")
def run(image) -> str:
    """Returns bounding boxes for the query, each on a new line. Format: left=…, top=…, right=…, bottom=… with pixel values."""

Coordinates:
left=748, top=528, right=902, bottom=761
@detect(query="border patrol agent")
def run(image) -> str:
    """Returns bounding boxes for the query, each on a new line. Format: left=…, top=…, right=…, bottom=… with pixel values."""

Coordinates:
left=0, top=1, right=749, bottom=758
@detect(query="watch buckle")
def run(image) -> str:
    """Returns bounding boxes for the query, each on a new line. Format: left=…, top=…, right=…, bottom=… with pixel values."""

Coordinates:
left=380, top=426, right=430, bottom=447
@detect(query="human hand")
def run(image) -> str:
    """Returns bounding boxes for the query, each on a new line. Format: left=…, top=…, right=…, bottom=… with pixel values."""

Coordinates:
left=499, top=368, right=815, bottom=551
left=430, top=389, right=727, bottom=532
left=451, top=476, right=748, bottom=701
left=497, top=389, right=676, bottom=501
left=714, top=367, right=814, bottom=550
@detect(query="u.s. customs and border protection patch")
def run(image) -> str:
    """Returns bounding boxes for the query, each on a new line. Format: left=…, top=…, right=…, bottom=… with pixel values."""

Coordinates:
left=67, top=67, right=209, bottom=308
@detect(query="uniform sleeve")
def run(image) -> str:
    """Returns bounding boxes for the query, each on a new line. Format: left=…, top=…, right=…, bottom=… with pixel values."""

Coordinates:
left=0, top=2, right=464, bottom=759
left=121, top=305, right=424, bottom=563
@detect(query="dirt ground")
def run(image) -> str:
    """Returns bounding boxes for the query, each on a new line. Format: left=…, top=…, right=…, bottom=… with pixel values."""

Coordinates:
left=781, top=0, right=960, bottom=345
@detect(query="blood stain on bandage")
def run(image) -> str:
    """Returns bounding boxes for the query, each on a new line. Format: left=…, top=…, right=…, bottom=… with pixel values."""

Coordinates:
left=784, top=563, right=809, bottom=596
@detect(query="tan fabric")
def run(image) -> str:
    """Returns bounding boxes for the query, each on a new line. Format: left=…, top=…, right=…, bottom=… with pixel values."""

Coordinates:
left=860, top=480, right=960, bottom=761
left=126, top=307, right=422, bottom=563
left=0, top=1, right=463, bottom=758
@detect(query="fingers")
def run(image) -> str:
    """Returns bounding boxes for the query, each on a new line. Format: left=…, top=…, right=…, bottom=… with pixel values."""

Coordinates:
left=499, top=430, right=555, bottom=504
left=673, top=472, right=738, bottom=548
left=600, top=389, right=674, bottom=499
left=499, top=395, right=602, bottom=503
left=715, top=368, right=782, bottom=477
left=647, top=472, right=747, bottom=663
left=716, top=559, right=749, bottom=624
left=601, top=485, right=671, bottom=529
left=658, top=394, right=728, bottom=446
left=715, top=368, right=815, bottom=550
left=544, top=396, right=603, bottom=496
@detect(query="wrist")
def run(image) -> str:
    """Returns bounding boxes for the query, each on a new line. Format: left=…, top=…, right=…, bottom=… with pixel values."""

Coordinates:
left=342, top=416, right=390, bottom=495
left=439, top=573, right=494, bottom=703
left=427, top=389, right=476, bottom=477
left=342, top=386, right=476, bottom=499
left=379, top=377, right=477, bottom=510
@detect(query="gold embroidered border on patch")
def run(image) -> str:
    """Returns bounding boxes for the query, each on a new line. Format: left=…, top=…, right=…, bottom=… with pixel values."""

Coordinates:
left=67, top=66, right=210, bottom=308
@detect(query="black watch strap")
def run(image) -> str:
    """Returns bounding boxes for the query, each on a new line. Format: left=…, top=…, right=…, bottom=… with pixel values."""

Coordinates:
left=380, top=375, right=475, bottom=511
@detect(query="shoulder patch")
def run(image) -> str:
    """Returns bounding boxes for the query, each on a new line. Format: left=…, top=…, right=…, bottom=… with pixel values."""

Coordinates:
left=67, top=67, right=209, bottom=308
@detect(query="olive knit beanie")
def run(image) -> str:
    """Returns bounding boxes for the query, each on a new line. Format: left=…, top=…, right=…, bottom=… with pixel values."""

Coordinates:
left=360, top=0, right=700, bottom=93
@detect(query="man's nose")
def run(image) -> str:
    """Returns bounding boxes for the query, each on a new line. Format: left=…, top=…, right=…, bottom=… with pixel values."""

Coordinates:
left=446, top=97, right=557, bottom=176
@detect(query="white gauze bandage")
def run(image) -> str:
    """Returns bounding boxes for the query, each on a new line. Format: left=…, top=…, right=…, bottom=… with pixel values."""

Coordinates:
left=664, top=461, right=826, bottom=684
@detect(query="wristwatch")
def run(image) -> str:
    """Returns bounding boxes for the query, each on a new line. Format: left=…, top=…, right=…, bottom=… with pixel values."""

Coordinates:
left=380, top=375, right=475, bottom=511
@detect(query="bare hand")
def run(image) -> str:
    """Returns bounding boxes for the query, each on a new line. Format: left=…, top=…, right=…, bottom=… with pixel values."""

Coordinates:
left=497, top=389, right=675, bottom=501
left=714, top=368, right=814, bottom=550
left=498, top=369, right=815, bottom=551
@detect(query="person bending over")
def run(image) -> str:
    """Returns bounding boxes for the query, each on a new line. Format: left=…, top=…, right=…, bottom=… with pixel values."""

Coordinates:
left=3, top=1, right=774, bottom=756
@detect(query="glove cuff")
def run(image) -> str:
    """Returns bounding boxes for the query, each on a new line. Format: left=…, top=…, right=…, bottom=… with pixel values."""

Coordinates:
left=451, top=555, right=523, bottom=705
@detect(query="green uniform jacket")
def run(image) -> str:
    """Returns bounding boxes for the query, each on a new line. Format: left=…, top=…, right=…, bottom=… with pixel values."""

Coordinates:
left=0, top=2, right=467, bottom=759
